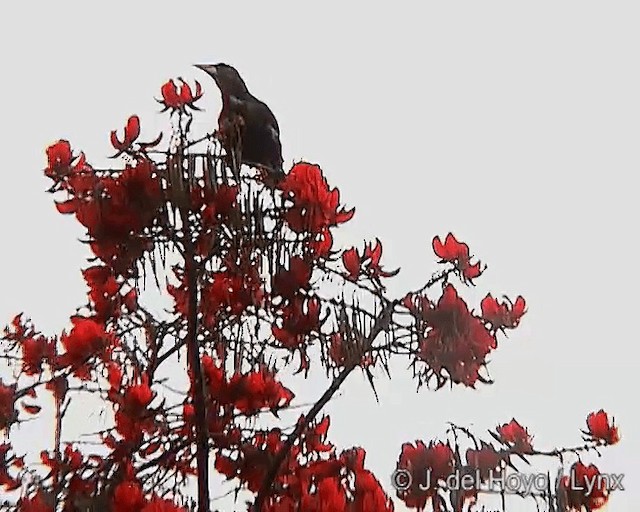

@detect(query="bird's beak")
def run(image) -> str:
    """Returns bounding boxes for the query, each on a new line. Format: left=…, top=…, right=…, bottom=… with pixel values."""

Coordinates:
left=194, top=64, right=217, bottom=75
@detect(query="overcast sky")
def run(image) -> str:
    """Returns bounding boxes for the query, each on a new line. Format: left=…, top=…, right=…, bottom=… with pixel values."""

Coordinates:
left=0, top=1, right=638, bottom=510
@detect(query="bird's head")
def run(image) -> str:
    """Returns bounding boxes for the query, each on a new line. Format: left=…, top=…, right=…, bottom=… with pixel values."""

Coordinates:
left=194, top=63, right=249, bottom=96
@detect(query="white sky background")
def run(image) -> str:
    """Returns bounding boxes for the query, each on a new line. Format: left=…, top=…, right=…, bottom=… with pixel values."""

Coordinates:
left=0, top=1, right=638, bottom=510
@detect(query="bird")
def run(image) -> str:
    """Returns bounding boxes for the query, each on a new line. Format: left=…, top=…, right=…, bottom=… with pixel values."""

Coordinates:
left=194, top=63, right=285, bottom=187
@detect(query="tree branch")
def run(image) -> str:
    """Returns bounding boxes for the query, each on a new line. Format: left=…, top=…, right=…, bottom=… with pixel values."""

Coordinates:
left=252, top=300, right=396, bottom=511
left=179, top=208, right=210, bottom=512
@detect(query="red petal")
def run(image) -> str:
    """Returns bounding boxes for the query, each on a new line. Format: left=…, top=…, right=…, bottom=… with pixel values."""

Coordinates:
left=179, top=81, right=194, bottom=103
left=110, top=130, right=123, bottom=151
left=55, top=199, right=78, bottom=214
left=481, top=294, right=499, bottom=317
left=342, top=248, right=360, bottom=279
left=432, top=236, right=445, bottom=258
left=513, top=296, right=526, bottom=316
left=125, top=115, right=141, bottom=145
left=194, top=80, right=203, bottom=98
left=336, top=207, right=355, bottom=224
left=21, top=403, right=41, bottom=415
left=160, top=80, right=181, bottom=108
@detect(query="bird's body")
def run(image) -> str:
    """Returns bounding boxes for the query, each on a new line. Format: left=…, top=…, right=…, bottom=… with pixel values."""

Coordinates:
left=195, top=63, right=284, bottom=185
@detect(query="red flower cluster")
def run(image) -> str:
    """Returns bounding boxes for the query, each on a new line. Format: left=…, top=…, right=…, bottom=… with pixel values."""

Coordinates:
left=83, top=265, right=138, bottom=322
left=584, top=409, right=620, bottom=445
left=45, top=140, right=163, bottom=273
left=0, top=443, right=22, bottom=491
left=559, top=462, right=609, bottom=510
left=216, top=420, right=393, bottom=511
left=4, top=314, right=56, bottom=376
left=432, top=233, right=483, bottom=282
left=279, top=162, right=354, bottom=257
left=113, top=479, right=188, bottom=511
left=495, top=419, right=533, bottom=454
left=189, top=183, right=239, bottom=255
left=404, top=285, right=497, bottom=387
left=201, top=356, right=294, bottom=417
left=42, top=445, right=99, bottom=497
left=272, top=296, right=321, bottom=349
left=17, top=491, right=53, bottom=512
left=342, top=238, right=399, bottom=286
left=158, top=78, right=203, bottom=112
left=201, top=265, right=265, bottom=325
left=272, top=257, right=312, bottom=301
left=395, top=441, right=454, bottom=509
left=58, top=316, right=117, bottom=380
left=107, top=367, right=157, bottom=445
left=270, top=256, right=322, bottom=370
left=191, top=183, right=238, bottom=219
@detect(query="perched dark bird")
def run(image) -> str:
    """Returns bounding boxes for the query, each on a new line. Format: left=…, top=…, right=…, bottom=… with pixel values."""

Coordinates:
left=194, top=63, right=285, bottom=186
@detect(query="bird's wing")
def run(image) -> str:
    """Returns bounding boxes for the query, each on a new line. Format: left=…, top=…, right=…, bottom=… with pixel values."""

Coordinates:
left=240, top=101, right=281, bottom=142
left=226, top=94, right=283, bottom=172
left=229, top=94, right=280, bottom=132
left=254, top=100, right=280, bottom=136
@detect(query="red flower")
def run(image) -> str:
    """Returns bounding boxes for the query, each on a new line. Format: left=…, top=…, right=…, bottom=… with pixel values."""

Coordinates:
left=341, top=239, right=399, bottom=285
left=122, top=375, right=154, bottom=414
left=17, top=491, right=54, bottom=512
left=20, top=336, right=56, bottom=376
left=559, top=462, right=609, bottom=510
left=110, top=115, right=140, bottom=155
left=110, top=115, right=163, bottom=157
left=200, top=357, right=294, bottom=416
left=466, top=442, right=504, bottom=481
left=107, top=371, right=156, bottom=443
left=308, top=229, right=334, bottom=259
left=302, top=416, right=333, bottom=453
left=432, top=233, right=483, bottom=282
left=279, top=162, right=354, bottom=234
left=396, top=440, right=454, bottom=509
left=40, top=444, right=85, bottom=481
left=407, top=285, right=497, bottom=387
left=342, top=247, right=360, bottom=280
left=480, top=293, right=527, bottom=331
left=351, top=467, right=394, bottom=512
left=58, top=317, right=115, bottom=379
left=584, top=410, right=620, bottom=445
left=158, top=78, right=203, bottom=111
left=82, top=265, right=139, bottom=322
left=54, top=157, right=160, bottom=236
left=272, top=296, right=322, bottom=349
left=300, top=477, right=347, bottom=510
left=272, top=257, right=312, bottom=300
left=231, top=367, right=295, bottom=415
left=496, top=419, right=533, bottom=454
left=142, top=497, right=187, bottom=512
left=44, top=140, right=93, bottom=184
left=45, top=140, right=73, bottom=177
left=201, top=268, right=264, bottom=325
left=56, top=159, right=162, bottom=273
left=0, top=443, right=22, bottom=491
left=0, top=381, right=17, bottom=431
left=113, top=480, right=146, bottom=511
